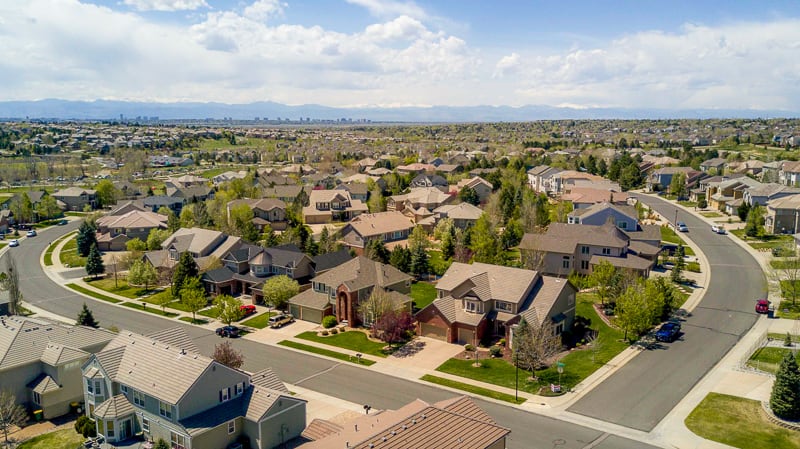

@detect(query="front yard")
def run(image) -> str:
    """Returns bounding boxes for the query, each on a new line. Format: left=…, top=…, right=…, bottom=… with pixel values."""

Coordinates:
left=59, top=237, right=86, bottom=268
left=746, top=347, right=794, bottom=374
left=241, top=311, right=278, bottom=329
left=685, top=392, right=800, bottom=449
left=86, top=278, right=150, bottom=299
left=435, top=292, right=629, bottom=395
left=295, top=330, right=393, bottom=357
left=730, top=229, right=794, bottom=250
left=660, top=226, right=696, bottom=256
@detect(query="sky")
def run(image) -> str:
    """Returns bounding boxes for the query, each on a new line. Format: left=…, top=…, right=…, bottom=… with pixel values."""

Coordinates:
left=1, top=0, right=799, bottom=111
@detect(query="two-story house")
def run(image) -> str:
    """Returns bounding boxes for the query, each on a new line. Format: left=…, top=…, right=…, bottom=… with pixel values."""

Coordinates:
left=699, top=157, right=727, bottom=173
left=53, top=187, right=97, bottom=211
left=705, top=176, right=762, bottom=213
left=779, top=161, right=800, bottom=186
left=386, top=187, right=454, bottom=213
left=518, top=222, right=657, bottom=277
left=81, top=328, right=305, bottom=448
left=202, top=244, right=314, bottom=304
left=95, top=210, right=168, bottom=251
left=288, top=256, right=411, bottom=325
left=453, top=176, right=493, bottom=204
left=764, top=194, right=800, bottom=234
left=744, top=183, right=800, bottom=207
left=410, top=174, right=448, bottom=188
left=646, top=167, right=706, bottom=193
left=339, top=211, right=416, bottom=254
left=560, top=187, right=629, bottom=209
left=567, top=202, right=638, bottom=230
left=429, top=202, right=483, bottom=230
left=0, top=316, right=115, bottom=419
left=227, top=198, right=288, bottom=231
left=415, top=263, right=576, bottom=346
left=526, top=165, right=563, bottom=194
left=302, top=190, right=368, bottom=224
left=334, top=183, right=369, bottom=202
left=144, top=228, right=243, bottom=274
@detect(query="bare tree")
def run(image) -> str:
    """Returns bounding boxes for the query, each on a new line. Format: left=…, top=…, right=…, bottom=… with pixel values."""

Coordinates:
left=512, top=314, right=561, bottom=379
left=770, top=243, right=800, bottom=305
left=0, top=389, right=26, bottom=444
left=213, top=341, right=244, bottom=369
left=358, top=289, right=396, bottom=329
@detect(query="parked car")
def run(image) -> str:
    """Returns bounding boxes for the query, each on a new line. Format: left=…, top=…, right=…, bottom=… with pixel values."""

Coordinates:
left=57, top=219, right=68, bottom=225
left=215, top=325, right=240, bottom=338
left=676, top=222, right=688, bottom=232
left=240, top=304, right=256, bottom=316
left=26, top=230, right=37, bottom=237
left=711, top=224, right=720, bottom=233
left=755, top=299, right=771, bottom=314
left=656, top=322, right=681, bottom=342
left=8, top=239, right=19, bottom=247
left=269, top=313, right=294, bottom=329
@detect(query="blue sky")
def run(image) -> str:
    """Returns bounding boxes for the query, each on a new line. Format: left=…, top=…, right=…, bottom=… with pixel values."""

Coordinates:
left=1, top=0, right=799, bottom=110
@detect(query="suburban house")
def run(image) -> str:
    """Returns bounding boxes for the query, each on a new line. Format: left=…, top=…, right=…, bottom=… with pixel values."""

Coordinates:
left=0, top=316, right=115, bottom=419
left=387, top=187, right=455, bottom=213
left=744, top=184, right=800, bottom=207
left=334, top=182, right=369, bottom=202
left=727, top=159, right=764, bottom=176
left=263, top=185, right=310, bottom=204
left=551, top=171, right=617, bottom=195
left=518, top=222, right=658, bottom=277
left=689, top=174, right=747, bottom=202
left=142, top=195, right=185, bottom=214
left=0, top=209, right=12, bottom=233
left=202, top=244, right=314, bottom=303
left=526, top=165, right=563, bottom=194
left=431, top=202, right=484, bottom=230
left=339, top=211, right=416, bottom=254
left=81, top=328, right=305, bottom=448
left=646, top=167, right=706, bottom=193
left=410, top=174, right=448, bottom=188
left=288, top=256, right=411, bottom=325
left=454, top=176, right=493, bottom=204
left=416, top=262, right=576, bottom=346
left=95, top=210, right=168, bottom=251
left=705, top=176, right=762, bottom=213
left=779, top=161, right=800, bottom=186
left=560, top=187, right=629, bottom=209
left=299, top=396, right=509, bottom=449
left=699, top=157, right=727, bottom=173
left=145, top=227, right=243, bottom=273
left=765, top=195, right=800, bottom=234
left=212, top=170, right=248, bottom=185
left=302, top=190, right=368, bottom=224
left=227, top=198, right=288, bottom=231
left=166, top=185, right=215, bottom=204
left=567, top=202, right=638, bottom=230
left=309, top=249, right=353, bottom=277
left=356, top=157, right=379, bottom=172
left=53, top=187, right=98, bottom=211
left=149, top=155, right=193, bottom=167
left=396, top=163, right=436, bottom=175
left=165, top=174, right=207, bottom=189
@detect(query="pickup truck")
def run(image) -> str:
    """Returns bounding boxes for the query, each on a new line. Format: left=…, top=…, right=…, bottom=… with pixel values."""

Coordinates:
left=269, top=313, right=294, bottom=329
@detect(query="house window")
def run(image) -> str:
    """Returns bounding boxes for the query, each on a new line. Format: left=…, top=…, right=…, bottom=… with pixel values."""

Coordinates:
left=142, top=418, right=150, bottom=433
left=106, top=420, right=115, bottom=438
left=562, top=256, right=570, bottom=269
left=581, top=245, right=589, bottom=254
left=33, top=392, right=41, bottom=405
left=133, top=390, right=145, bottom=407
left=86, top=378, right=94, bottom=394
left=495, top=301, right=512, bottom=312
left=555, top=322, right=565, bottom=335
left=581, top=260, right=589, bottom=270
left=220, top=387, right=231, bottom=402
left=169, top=249, right=178, bottom=260
left=602, top=247, right=611, bottom=255
left=235, top=382, right=244, bottom=396
left=228, top=420, right=236, bottom=434
left=159, top=401, right=172, bottom=419
left=121, top=385, right=128, bottom=394
left=170, top=432, right=187, bottom=449
left=618, top=221, right=628, bottom=229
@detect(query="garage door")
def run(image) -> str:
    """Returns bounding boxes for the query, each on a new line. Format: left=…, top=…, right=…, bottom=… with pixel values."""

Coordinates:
left=457, top=328, right=474, bottom=345
left=302, top=308, right=322, bottom=324
left=421, top=323, right=447, bottom=341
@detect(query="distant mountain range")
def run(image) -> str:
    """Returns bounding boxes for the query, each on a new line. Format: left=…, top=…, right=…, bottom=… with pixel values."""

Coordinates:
left=0, top=99, right=797, bottom=122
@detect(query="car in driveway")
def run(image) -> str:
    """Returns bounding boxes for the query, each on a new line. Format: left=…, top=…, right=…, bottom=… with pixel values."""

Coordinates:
left=240, top=304, right=256, bottom=317
left=268, top=313, right=294, bottom=329
left=655, top=322, right=681, bottom=342
left=8, top=239, right=19, bottom=247
left=215, top=325, right=240, bottom=338
left=755, top=299, right=771, bottom=314
left=26, top=230, right=37, bottom=237
left=676, top=222, right=688, bottom=232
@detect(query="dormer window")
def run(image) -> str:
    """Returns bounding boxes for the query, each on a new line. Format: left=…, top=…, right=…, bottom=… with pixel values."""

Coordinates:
left=464, top=300, right=482, bottom=313
left=169, top=248, right=178, bottom=260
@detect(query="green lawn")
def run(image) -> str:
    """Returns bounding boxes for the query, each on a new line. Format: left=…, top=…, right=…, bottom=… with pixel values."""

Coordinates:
left=86, top=278, right=149, bottom=299
left=769, top=333, right=800, bottom=343
left=660, top=225, right=695, bottom=255
left=411, top=282, right=437, bottom=310
left=199, top=167, right=229, bottom=179
left=198, top=307, right=220, bottom=319
left=775, top=299, right=800, bottom=319
left=421, top=375, right=526, bottom=404
left=747, top=347, right=795, bottom=374
left=428, top=250, right=452, bottom=276
left=731, top=229, right=795, bottom=250
left=278, top=340, right=376, bottom=366
left=678, top=200, right=698, bottom=208
left=139, top=290, right=173, bottom=306
left=65, top=283, right=121, bottom=304
left=179, top=316, right=209, bottom=324
left=436, top=292, right=629, bottom=394
left=699, top=211, right=723, bottom=218
left=59, top=237, right=87, bottom=268
left=120, top=301, right=178, bottom=318
left=241, top=312, right=278, bottom=329
left=685, top=392, right=800, bottom=449
left=17, top=428, right=84, bottom=449
left=770, top=260, right=800, bottom=269
left=686, top=261, right=701, bottom=273
left=44, top=232, right=75, bottom=266
left=295, top=330, right=392, bottom=357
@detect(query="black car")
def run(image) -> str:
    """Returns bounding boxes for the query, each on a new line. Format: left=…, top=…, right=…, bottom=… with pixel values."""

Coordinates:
left=655, top=322, right=681, bottom=342
left=215, top=325, right=240, bottom=338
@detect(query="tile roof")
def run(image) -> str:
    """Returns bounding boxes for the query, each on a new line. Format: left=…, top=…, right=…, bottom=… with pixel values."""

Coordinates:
left=520, top=222, right=629, bottom=254
left=313, top=256, right=411, bottom=293
left=302, top=419, right=343, bottom=441
left=145, top=327, right=199, bottom=354
left=0, top=316, right=115, bottom=371
left=590, top=254, right=654, bottom=270
left=94, top=394, right=135, bottom=420
left=39, top=343, right=89, bottom=366
left=433, top=202, right=483, bottom=221
left=312, top=249, right=353, bottom=273
left=519, top=276, right=573, bottom=327
left=344, top=211, right=415, bottom=238
left=622, top=224, right=662, bottom=243
left=27, top=374, right=62, bottom=394
left=249, top=368, right=289, bottom=393
left=436, top=262, right=538, bottom=304
left=96, top=210, right=168, bottom=230
left=288, top=289, right=331, bottom=310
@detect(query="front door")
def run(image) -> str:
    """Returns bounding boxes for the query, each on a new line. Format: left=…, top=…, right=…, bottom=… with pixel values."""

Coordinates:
left=121, top=419, right=132, bottom=440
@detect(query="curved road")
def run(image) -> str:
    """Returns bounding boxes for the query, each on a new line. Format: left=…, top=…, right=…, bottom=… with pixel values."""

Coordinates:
left=8, top=221, right=655, bottom=449
left=568, top=194, right=767, bottom=431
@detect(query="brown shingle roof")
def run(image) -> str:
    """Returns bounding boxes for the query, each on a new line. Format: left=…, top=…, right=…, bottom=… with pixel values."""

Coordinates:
left=313, top=256, right=411, bottom=292
left=344, top=212, right=415, bottom=238
left=436, top=262, right=538, bottom=305
left=520, top=222, right=628, bottom=254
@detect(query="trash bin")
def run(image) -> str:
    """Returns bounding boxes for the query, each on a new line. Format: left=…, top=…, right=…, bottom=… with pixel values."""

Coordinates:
left=70, top=402, right=79, bottom=414
left=768, top=309, right=774, bottom=319
left=33, top=410, right=43, bottom=421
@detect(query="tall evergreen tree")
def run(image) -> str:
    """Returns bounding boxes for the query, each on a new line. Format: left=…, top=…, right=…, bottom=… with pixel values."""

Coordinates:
left=409, top=243, right=429, bottom=277
left=770, top=352, right=800, bottom=420
left=172, top=251, right=199, bottom=297
left=76, top=303, right=99, bottom=328
left=389, top=246, right=411, bottom=273
left=76, top=221, right=97, bottom=257
left=85, top=244, right=105, bottom=279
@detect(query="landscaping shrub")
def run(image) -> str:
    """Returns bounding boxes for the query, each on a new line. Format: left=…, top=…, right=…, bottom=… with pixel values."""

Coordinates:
left=464, top=344, right=475, bottom=352
left=785, top=332, right=793, bottom=347
left=489, top=346, right=503, bottom=358
left=75, top=416, right=90, bottom=434
left=497, top=338, right=506, bottom=346
left=81, top=419, right=97, bottom=437
left=320, top=330, right=329, bottom=336
left=322, top=315, right=338, bottom=329
left=330, top=328, right=338, bottom=334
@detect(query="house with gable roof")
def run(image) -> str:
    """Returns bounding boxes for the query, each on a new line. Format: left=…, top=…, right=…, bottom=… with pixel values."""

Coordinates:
left=339, top=211, right=415, bottom=254
left=303, top=189, right=368, bottom=224
left=81, top=328, right=305, bottom=448
left=227, top=198, right=288, bottom=231
left=95, top=210, right=168, bottom=251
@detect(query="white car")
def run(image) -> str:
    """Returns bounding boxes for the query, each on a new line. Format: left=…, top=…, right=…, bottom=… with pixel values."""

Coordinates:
left=676, top=222, right=688, bottom=232
left=26, top=229, right=37, bottom=237
left=711, top=224, right=721, bottom=233
left=8, top=239, right=19, bottom=247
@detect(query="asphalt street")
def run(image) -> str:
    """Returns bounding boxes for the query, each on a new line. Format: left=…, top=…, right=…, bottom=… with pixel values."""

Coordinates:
left=7, top=220, right=658, bottom=449
left=568, top=194, right=766, bottom=431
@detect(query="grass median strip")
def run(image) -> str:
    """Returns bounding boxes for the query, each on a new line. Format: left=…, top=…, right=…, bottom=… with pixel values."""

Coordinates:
left=278, top=340, right=376, bottom=366
left=44, top=231, right=76, bottom=266
left=66, top=283, right=122, bottom=304
left=120, top=301, right=179, bottom=318
left=420, top=375, right=526, bottom=404
left=179, top=316, right=208, bottom=325
left=295, top=330, right=391, bottom=357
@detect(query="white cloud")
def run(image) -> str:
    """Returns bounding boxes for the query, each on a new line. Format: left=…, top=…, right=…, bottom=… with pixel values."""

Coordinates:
left=345, top=0, right=426, bottom=20
left=243, top=0, right=285, bottom=21
left=123, top=0, right=208, bottom=12
left=493, top=52, right=519, bottom=78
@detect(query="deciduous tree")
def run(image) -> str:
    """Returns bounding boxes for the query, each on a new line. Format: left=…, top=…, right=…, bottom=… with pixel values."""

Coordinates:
left=373, top=308, right=414, bottom=344
left=261, top=275, right=299, bottom=311
left=588, top=260, right=617, bottom=305
left=0, top=389, right=26, bottom=444
left=0, top=256, right=22, bottom=315
left=180, top=277, right=208, bottom=322
left=128, top=260, right=158, bottom=293
left=512, top=316, right=560, bottom=378
left=213, top=340, right=244, bottom=369
left=212, top=294, right=244, bottom=325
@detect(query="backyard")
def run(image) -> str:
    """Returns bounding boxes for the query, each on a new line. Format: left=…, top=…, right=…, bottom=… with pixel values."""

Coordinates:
left=411, top=281, right=437, bottom=310
left=17, top=428, right=84, bottom=449
left=435, top=292, right=629, bottom=395
left=746, top=346, right=795, bottom=374
left=685, top=392, right=800, bottom=449
left=295, top=330, right=393, bottom=357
